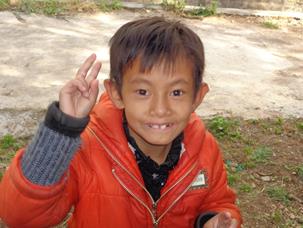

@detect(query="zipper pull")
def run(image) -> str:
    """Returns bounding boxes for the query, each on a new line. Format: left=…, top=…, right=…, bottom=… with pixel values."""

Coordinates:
left=152, top=202, right=157, bottom=217
left=153, top=221, right=158, bottom=228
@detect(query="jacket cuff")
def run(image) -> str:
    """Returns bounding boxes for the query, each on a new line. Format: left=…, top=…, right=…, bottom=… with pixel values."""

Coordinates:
left=21, top=123, right=81, bottom=185
left=195, top=212, right=217, bottom=228
left=44, top=101, right=89, bottom=138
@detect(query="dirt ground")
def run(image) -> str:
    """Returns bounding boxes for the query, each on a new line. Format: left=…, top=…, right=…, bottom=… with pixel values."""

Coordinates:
left=0, top=9, right=302, bottom=137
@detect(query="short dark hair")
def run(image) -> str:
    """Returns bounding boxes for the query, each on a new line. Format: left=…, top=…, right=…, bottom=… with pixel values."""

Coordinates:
left=109, top=17, right=205, bottom=94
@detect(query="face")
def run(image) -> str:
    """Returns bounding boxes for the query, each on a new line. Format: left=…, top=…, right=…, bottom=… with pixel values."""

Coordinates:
left=105, top=57, right=208, bottom=155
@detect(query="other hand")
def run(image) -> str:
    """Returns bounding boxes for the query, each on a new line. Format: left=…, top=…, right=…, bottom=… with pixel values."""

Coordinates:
left=59, top=54, right=101, bottom=118
left=203, top=212, right=238, bottom=228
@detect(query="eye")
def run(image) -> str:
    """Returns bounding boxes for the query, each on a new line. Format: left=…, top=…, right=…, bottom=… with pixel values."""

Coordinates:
left=171, top=89, right=184, bottom=96
left=136, top=89, right=149, bottom=96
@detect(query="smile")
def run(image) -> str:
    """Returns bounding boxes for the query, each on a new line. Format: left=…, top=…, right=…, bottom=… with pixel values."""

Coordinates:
left=147, top=123, right=173, bottom=130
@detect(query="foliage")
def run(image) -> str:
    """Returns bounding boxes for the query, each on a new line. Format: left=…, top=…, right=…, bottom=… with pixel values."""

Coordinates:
left=0, top=134, right=20, bottom=150
left=266, top=186, right=290, bottom=204
left=0, top=135, right=25, bottom=182
left=0, top=0, right=9, bottom=10
left=207, top=116, right=241, bottom=139
left=239, top=183, right=253, bottom=193
left=262, top=20, right=279, bottom=29
left=249, top=146, right=272, bottom=164
left=296, top=165, right=303, bottom=179
left=188, top=0, right=217, bottom=17
left=19, top=0, right=64, bottom=15
left=297, top=121, right=303, bottom=132
left=98, top=0, right=122, bottom=11
left=161, top=0, right=186, bottom=13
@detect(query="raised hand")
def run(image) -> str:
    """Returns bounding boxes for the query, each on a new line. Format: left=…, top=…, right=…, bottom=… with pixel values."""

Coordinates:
left=203, top=212, right=238, bottom=228
left=59, top=54, right=101, bottom=118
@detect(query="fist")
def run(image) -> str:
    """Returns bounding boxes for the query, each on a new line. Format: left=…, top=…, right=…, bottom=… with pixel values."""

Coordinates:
left=203, top=212, right=238, bottom=228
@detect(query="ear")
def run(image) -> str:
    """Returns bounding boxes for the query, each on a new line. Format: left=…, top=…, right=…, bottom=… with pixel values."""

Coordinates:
left=103, top=79, right=125, bottom=109
left=191, top=82, right=209, bottom=112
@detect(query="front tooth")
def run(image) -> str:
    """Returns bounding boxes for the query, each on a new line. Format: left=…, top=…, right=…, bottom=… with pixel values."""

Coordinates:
left=160, top=125, right=166, bottom=130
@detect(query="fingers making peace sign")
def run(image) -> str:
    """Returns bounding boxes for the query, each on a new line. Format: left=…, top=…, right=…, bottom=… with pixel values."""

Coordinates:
left=59, top=54, right=101, bottom=118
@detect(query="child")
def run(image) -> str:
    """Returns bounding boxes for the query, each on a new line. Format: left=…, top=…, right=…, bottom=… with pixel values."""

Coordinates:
left=0, top=17, right=241, bottom=227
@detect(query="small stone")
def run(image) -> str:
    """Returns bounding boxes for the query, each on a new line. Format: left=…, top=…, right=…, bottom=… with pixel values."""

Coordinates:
left=261, top=176, right=271, bottom=182
left=289, top=213, right=295, bottom=219
left=292, top=172, right=297, bottom=175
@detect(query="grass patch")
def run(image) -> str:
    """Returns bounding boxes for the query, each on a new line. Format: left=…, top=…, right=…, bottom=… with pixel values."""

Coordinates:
left=271, top=209, right=283, bottom=224
left=249, top=147, right=272, bottom=164
left=0, top=134, right=20, bottom=150
left=297, top=121, right=303, bottom=132
left=262, top=20, right=279, bottom=29
left=0, top=134, right=25, bottom=181
left=243, top=146, right=272, bottom=168
left=188, top=0, right=217, bottom=17
left=0, top=0, right=9, bottom=10
left=296, top=165, right=303, bottom=179
left=239, top=183, right=253, bottom=193
left=97, top=0, right=122, bottom=11
left=161, top=0, right=186, bottom=13
left=206, top=116, right=241, bottom=140
left=19, top=0, right=65, bottom=15
left=14, top=0, right=121, bottom=15
left=266, top=186, right=290, bottom=204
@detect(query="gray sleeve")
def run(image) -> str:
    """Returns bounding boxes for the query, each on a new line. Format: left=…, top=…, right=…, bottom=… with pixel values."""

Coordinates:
left=21, top=123, right=81, bottom=186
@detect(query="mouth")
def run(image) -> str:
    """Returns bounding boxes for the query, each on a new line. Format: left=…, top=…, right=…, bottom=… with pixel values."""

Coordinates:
left=147, top=123, right=173, bottom=130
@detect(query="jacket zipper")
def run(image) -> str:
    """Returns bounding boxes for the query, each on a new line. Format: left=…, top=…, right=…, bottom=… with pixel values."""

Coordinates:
left=112, top=169, right=157, bottom=225
left=88, top=127, right=199, bottom=227
left=154, top=163, right=198, bottom=223
left=88, top=127, right=159, bottom=226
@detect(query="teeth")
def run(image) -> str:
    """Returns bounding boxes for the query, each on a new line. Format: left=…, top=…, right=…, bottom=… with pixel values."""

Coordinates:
left=149, top=124, right=169, bottom=129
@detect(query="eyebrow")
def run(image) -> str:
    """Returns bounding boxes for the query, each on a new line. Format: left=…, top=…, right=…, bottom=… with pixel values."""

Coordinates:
left=129, top=77, right=190, bottom=86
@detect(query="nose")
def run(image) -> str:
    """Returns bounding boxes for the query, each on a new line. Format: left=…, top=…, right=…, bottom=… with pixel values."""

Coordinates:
left=149, top=94, right=171, bottom=117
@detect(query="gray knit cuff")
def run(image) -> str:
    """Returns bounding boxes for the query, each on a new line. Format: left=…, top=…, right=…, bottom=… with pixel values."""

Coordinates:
left=21, top=123, right=81, bottom=186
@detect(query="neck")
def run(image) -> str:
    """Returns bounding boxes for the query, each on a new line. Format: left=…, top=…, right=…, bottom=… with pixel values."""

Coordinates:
left=136, top=141, right=172, bottom=165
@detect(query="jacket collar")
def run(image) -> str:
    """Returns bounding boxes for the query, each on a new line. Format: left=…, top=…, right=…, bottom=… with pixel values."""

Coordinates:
left=88, top=92, right=206, bottom=168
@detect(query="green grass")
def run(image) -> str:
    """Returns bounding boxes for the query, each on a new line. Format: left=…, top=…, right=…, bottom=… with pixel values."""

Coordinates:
left=19, top=0, right=64, bottom=15
left=207, top=116, right=241, bottom=139
left=297, top=121, right=303, bottom=132
left=296, top=165, right=303, bottom=179
left=161, top=0, right=186, bottom=13
left=0, top=134, right=20, bottom=150
left=0, top=0, right=9, bottom=10
left=187, top=0, right=217, bottom=17
left=227, top=171, right=240, bottom=186
left=98, top=0, right=122, bottom=11
left=243, top=146, right=272, bottom=168
left=239, top=183, right=253, bottom=193
left=16, top=0, right=121, bottom=15
left=271, top=209, right=283, bottom=224
left=267, top=186, right=290, bottom=204
left=0, top=134, right=25, bottom=181
left=250, top=147, right=272, bottom=164
left=262, top=21, right=279, bottom=29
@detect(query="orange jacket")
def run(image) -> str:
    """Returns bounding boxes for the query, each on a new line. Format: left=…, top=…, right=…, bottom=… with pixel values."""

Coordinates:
left=0, top=93, right=241, bottom=227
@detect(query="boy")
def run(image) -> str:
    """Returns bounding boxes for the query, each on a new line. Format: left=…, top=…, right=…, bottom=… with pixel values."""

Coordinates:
left=0, top=17, right=241, bottom=227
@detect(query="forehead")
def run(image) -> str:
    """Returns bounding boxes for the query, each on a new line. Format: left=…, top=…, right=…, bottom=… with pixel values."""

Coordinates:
left=123, top=56, right=194, bottom=84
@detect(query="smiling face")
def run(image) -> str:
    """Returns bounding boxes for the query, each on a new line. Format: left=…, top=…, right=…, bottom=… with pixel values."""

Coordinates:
left=105, top=57, right=208, bottom=161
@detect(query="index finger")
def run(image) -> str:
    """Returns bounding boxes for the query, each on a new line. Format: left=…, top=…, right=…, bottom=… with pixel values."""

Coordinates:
left=76, top=53, right=97, bottom=79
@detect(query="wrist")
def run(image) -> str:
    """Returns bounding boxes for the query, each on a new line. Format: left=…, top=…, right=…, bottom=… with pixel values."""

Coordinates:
left=45, top=101, right=90, bottom=137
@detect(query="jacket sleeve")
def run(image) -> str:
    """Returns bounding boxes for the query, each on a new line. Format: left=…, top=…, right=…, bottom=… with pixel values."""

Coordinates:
left=198, top=132, right=242, bottom=226
left=0, top=150, right=79, bottom=228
